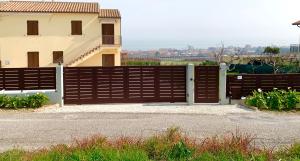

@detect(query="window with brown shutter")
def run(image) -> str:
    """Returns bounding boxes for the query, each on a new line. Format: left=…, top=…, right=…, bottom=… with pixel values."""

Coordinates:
left=71, top=21, right=82, bottom=35
left=53, top=51, right=63, bottom=64
left=27, top=52, right=39, bottom=68
left=27, top=21, right=39, bottom=35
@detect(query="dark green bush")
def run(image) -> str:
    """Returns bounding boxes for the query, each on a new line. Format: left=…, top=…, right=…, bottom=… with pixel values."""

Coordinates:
left=246, top=89, right=300, bottom=110
left=0, top=94, right=49, bottom=109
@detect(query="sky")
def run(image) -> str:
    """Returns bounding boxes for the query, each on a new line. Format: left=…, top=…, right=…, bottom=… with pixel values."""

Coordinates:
left=77, top=0, right=300, bottom=50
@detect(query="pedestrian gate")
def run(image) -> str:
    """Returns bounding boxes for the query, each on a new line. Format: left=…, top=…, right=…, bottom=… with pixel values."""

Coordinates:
left=194, top=66, right=219, bottom=103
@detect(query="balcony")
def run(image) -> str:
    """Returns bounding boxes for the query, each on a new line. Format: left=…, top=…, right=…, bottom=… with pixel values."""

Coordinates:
left=102, top=35, right=122, bottom=46
left=290, top=44, right=300, bottom=53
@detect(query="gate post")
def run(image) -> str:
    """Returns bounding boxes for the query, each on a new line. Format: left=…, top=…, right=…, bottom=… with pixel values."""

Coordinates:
left=219, top=63, right=229, bottom=105
left=186, top=64, right=195, bottom=105
left=56, top=64, right=64, bottom=107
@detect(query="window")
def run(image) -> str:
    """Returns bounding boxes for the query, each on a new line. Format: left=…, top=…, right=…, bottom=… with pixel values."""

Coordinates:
left=27, top=21, right=39, bottom=35
left=71, top=21, right=82, bottom=35
left=102, top=24, right=115, bottom=44
left=53, top=51, right=63, bottom=64
left=27, top=52, right=39, bottom=68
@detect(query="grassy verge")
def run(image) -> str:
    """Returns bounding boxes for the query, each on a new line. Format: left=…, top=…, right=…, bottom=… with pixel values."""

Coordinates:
left=0, top=128, right=300, bottom=161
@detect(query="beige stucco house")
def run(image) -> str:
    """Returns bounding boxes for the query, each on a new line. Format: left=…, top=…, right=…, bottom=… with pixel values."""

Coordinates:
left=0, top=1, right=121, bottom=68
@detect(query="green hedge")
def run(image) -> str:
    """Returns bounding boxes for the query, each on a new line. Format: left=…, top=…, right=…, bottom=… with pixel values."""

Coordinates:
left=0, top=94, right=49, bottom=109
left=229, top=64, right=300, bottom=74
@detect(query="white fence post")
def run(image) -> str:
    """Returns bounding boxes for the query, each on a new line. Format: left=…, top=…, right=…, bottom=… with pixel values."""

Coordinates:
left=186, top=64, right=195, bottom=105
left=219, top=63, right=229, bottom=104
left=56, top=64, right=64, bottom=107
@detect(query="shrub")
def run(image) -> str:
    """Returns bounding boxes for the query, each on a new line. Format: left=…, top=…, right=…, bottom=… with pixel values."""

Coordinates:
left=246, top=90, right=268, bottom=109
left=245, top=89, right=300, bottom=110
left=169, top=140, right=193, bottom=160
left=284, top=90, right=300, bottom=109
left=0, top=94, right=48, bottom=109
left=265, top=90, right=284, bottom=110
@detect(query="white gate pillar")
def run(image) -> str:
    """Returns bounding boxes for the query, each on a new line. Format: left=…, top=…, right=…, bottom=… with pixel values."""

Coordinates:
left=186, top=64, right=195, bottom=105
left=56, top=64, right=64, bottom=107
left=219, top=63, right=229, bottom=104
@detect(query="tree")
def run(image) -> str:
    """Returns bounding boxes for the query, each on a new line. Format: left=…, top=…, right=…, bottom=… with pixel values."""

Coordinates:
left=214, top=42, right=225, bottom=64
left=263, top=47, right=280, bottom=55
left=263, top=46, right=281, bottom=73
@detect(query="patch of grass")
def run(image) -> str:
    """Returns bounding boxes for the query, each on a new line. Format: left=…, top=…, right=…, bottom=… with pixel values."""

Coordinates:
left=0, top=150, right=24, bottom=161
left=1, top=128, right=300, bottom=161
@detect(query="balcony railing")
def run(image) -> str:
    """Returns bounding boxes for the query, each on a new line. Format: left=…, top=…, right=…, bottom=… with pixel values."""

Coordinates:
left=290, top=44, right=300, bottom=53
left=102, top=35, right=122, bottom=46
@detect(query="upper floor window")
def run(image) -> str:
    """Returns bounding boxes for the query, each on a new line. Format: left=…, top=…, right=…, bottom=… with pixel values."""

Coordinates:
left=27, top=21, right=39, bottom=35
left=71, top=21, right=82, bottom=35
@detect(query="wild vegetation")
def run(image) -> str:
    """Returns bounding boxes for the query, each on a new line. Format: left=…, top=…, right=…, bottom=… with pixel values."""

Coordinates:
left=0, top=94, right=49, bottom=109
left=1, top=128, right=300, bottom=161
left=245, top=89, right=300, bottom=110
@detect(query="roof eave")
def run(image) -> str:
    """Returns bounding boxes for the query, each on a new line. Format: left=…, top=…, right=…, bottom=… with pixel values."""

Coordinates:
left=99, top=16, right=121, bottom=19
left=0, top=11, right=99, bottom=14
left=292, top=21, right=300, bottom=25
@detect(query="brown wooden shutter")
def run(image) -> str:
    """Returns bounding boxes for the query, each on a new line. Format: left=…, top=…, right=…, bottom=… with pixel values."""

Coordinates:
left=53, top=51, right=63, bottom=63
left=102, top=24, right=115, bottom=44
left=27, top=21, right=38, bottom=35
left=71, top=21, right=82, bottom=35
left=102, top=54, right=115, bottom=67
left=28, top=52, right=39, bottom=68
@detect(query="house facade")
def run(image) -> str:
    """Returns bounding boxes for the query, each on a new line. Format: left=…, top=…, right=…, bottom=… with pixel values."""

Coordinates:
left=0, top=1, right=121, bottom=68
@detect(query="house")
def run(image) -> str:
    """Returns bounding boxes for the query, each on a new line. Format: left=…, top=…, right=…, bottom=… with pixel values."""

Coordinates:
left=0, top=1, right=121, bottom=68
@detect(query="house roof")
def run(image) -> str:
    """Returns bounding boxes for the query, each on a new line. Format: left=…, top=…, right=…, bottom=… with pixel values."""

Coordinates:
left=292, top=20, right=300, bottom=25
left=99, top=9, right=121, bottom=18
left=0, top=1, right=99, bottom=13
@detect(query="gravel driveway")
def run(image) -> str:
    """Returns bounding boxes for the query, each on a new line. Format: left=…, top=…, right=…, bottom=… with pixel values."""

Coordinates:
left=0, top=104, right=300, bottom=152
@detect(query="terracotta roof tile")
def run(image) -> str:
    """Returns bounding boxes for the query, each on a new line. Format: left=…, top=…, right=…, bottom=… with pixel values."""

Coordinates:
left=0, top=1, right=99, bottom=13
left=99, top=9, right=121, bottom=18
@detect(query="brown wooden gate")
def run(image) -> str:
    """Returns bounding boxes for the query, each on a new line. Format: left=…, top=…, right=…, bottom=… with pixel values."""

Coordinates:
left=195, top=66, right=219, bottom=103
left=64, top=66, right=186, bottom=104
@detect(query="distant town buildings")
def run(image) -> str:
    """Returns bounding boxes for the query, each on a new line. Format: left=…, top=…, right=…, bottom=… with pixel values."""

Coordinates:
left=123, top=45, right=291, bottom=60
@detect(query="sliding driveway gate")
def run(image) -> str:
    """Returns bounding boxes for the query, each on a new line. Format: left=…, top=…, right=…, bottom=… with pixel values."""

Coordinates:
left=194, top=66, right=219, bottom=103
left=64, top=66, right=186, bottom=104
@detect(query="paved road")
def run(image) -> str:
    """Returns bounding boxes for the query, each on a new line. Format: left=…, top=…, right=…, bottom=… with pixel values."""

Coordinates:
left=1, top=110, right=300, bottom=152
